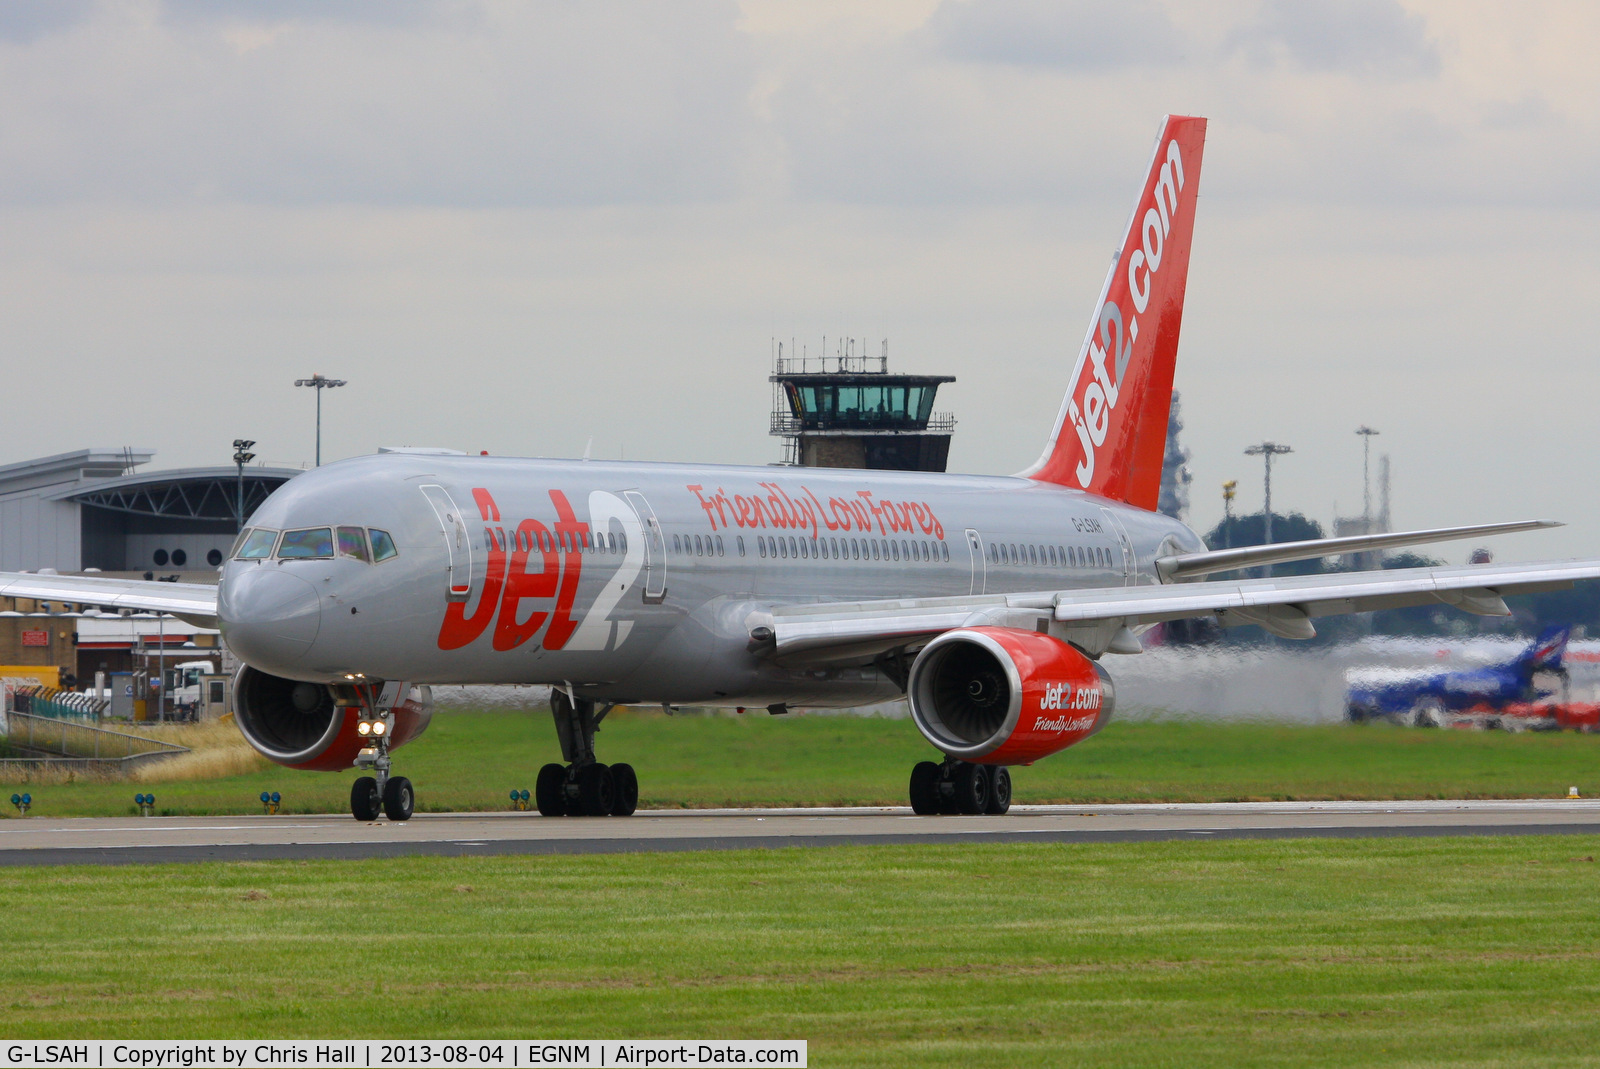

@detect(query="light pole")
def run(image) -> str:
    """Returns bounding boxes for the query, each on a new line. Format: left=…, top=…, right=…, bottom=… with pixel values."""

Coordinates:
left=1356, top=426, right=1380, bottom=532
left=293, top=374, right=346, bottom=466
left=1244, top=441, right=1293, bottom=549
left=1221, top=480, right=1237, bottom=549
left=232, top=439, right=256, bottom=531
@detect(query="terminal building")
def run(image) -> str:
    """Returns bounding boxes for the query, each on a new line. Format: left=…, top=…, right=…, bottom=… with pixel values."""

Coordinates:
left=0, top=447, right=300, bottom=577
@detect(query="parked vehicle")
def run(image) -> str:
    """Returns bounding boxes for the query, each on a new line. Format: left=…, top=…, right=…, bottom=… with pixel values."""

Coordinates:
left=1347, top=626, right=1570, bottom=727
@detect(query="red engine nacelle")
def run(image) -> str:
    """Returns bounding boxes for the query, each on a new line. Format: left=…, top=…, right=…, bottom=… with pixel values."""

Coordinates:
left=234, top=666, right=433, bottom=771
left=907, top=626, right=1114, bottom=765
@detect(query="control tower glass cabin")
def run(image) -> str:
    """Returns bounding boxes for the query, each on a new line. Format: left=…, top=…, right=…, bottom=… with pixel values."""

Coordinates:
left=770, top=342, right=955, bottom=471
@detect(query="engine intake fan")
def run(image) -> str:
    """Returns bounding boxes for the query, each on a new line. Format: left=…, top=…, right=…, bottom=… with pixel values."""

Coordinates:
left=234, top=666, right=433, bottom=771
left=907, top=627, right=1114, bottom=764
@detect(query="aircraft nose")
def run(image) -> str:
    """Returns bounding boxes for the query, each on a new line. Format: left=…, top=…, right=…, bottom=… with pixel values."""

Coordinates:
left=220, top=567, right=322, bottom=670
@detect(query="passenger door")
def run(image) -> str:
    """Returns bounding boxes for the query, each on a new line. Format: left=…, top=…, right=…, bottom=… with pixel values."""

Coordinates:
left=622, top=490, right=667, bottom=603
left=1098, top=506, right=1135, bottom=586
left=419, top=484, right=474, bottom=601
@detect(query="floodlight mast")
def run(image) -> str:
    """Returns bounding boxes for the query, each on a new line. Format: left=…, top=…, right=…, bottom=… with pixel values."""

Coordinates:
left=232, top=438, right=256, bottom=531
left=1356, top=426, right=1380, bottom=531
left=293, top=374, right=347, bottom=467
left=1243, top=441, right=1293, bottom=552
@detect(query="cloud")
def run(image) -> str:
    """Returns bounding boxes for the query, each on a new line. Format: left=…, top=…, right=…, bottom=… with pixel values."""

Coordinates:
left=1232, top=0, right=1440, bottom=78
left=0, top=0, right=95, bottom=42
left=0, top=1, right=755, bottom=207
left=927, top=0, right=1185, bottom=70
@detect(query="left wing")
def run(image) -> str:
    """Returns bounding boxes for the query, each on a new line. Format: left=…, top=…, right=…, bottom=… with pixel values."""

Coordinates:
left=769, top=558, right=1600, bottom=664
left=0, top=571, right=219, bottom=629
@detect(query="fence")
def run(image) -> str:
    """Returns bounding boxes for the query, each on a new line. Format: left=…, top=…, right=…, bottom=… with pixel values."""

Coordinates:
left=0, top=711, right=189, bottom=776
left=8, top=685, right=108, bottom=722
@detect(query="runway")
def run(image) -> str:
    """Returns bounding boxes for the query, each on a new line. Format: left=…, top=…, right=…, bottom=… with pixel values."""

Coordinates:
left=3, top=799, right=1600, bottom=865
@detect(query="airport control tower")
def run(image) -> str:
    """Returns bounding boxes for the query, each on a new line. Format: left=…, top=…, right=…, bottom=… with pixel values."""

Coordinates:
left=770, top=338, right=956, bottom=471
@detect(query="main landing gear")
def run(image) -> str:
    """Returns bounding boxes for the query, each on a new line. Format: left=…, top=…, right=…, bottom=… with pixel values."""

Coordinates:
left=909, top=758, right=1011, bottom=816
left=534, top=690, right=639, bottom=817
left=349, top=689, right=414, bottom=822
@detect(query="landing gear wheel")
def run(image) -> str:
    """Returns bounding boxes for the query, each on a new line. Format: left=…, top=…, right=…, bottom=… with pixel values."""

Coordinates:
left=535, top=763, right=567, bottom=817
left=609, top=763, right=639, bottom=816
left=350, top=776, right=381, bottom=822
left=382, top=776, right=415, bottom=821
left=909, top=761, right=941, bottom=815
left=953, top=763, right=990, bottom=816
left=576, top=763, right=616, bottom=817
left=985, top=766, right=1012, bottom=815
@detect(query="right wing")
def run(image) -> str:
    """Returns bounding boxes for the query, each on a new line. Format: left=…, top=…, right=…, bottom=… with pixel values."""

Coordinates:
left=770, top=557, right=1600, bottom=664
left=0, top=572, right=219, bottom=629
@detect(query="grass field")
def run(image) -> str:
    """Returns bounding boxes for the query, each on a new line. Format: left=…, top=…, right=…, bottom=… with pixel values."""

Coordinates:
left=3, top=836, right=1599, bottom=1066
left=5, top=710, right=1600, bottom=817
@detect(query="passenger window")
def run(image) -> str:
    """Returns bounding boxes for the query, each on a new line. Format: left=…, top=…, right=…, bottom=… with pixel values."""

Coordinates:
left=694, top=535, right=703, bottom=556
left=758, top=537, right=767, bottom=558
left=716, top=535, right=724, bottom=556
left=236, top=528, right=278, bottom=560
left=890, top=540, right=899, bottom=562
left=337, top=526, right=370, bottom=563
left=369, top=529, right=398, bottom=562
left=608, top=532, right=617, bottom=552
left=673, top=533, right=682, bottom=554
left=737, top=535, right=746, bottom=557
left=619, top=532, right=627, bottom=554
left=941, top=542, right=949, bottom=562
left=277, top=528, right=333, bottom=559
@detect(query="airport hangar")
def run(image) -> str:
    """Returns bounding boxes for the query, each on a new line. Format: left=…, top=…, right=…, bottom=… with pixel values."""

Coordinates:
left=0, top=447, right=301, bottom=682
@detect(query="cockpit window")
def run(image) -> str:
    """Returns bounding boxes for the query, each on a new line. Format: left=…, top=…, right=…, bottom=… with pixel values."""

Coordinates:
left=236, top=528, right=279, bottom=560
left=277, top=527, right=334, bottom=559
left=369, top=529, right=398, bottom=562
left=337, top=526, right=371, bottom=563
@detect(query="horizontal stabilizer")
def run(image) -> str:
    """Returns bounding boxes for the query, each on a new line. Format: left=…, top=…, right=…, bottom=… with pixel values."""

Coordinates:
left=1154, top=520, right=1561, bottom=581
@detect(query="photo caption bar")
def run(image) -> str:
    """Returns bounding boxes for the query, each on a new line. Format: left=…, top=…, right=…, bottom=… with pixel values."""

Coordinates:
left=3, top=1043, right=805, bottom=1069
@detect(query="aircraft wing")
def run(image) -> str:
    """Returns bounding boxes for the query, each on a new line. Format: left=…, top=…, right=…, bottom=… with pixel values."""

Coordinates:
left=769, top=558, right=1600, bottom=663
left=0, top=571, right=220, bottom=629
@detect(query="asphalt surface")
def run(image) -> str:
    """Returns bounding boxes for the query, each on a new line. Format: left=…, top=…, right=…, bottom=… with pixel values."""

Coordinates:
left=2, top=799, right=1599, bottom=865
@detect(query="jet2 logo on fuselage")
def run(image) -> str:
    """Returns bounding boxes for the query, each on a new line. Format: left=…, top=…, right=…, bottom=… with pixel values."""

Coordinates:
left=436, top=488, right=635, bottom=654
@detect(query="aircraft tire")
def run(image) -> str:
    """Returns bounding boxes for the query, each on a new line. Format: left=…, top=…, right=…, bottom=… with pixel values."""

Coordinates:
left=576, top=763, right=616, bottom=817
left=952, top=762, right=990, bottom=816
left=985, top=766, right=1012, bottom=815
left=350, top=776, right=381, bottom=822
left=909, top=761, right=941, bottom=815
left=535, top=763, right=567, bottom=816
left=383, top=776, right=415, bottom=822
left=609, top=763, right=639, bottom=816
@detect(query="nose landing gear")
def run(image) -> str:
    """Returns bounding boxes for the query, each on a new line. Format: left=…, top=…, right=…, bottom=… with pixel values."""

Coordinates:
left=535, top=690, right=639, bottom=817
left=348, top=689, right=415, bottom=822
left=909, top=758, right=1011, bottom=816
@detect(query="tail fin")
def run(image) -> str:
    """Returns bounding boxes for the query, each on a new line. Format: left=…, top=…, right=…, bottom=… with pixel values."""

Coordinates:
left=1024, top=115, right=1207, bottom=509
left=1520, top=625, right=1570, bottom=672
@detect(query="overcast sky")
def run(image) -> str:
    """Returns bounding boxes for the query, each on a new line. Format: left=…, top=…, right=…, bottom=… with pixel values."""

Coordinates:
left=2, top=0, right=1597, bottom=560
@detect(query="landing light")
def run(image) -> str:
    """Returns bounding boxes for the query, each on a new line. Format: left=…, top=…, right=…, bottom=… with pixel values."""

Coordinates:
left=371, top=720, right=386, bottom=736
left=357, top=721, right=371, bottom=736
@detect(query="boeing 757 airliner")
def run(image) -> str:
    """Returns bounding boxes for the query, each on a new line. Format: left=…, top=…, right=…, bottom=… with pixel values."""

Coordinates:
left=7, top=115, right=1595, bottom=821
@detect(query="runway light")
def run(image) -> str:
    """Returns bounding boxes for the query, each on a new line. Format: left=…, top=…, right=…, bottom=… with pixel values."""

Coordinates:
left=260, top=791, right=271, bottom=803
left=1570, top=786, right=1581, bottom=798
left=271, top=793, right=280, bottom=804
left=520, top=790, right=530, bottom=802
left=261, top=791, right=282, bottom=815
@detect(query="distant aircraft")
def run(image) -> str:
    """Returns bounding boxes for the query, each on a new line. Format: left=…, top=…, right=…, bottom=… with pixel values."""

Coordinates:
left=1347, top=626, right=1571, bottom=726
left=6, top=115, right=1598, bottom=822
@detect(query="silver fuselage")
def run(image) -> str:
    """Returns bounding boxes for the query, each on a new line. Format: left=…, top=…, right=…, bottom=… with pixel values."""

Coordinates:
left=218, top=453, right=1203, bottom=706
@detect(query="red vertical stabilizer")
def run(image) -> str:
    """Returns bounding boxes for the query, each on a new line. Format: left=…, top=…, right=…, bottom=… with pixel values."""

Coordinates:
left=1022, top=115, right=1207, bottom=510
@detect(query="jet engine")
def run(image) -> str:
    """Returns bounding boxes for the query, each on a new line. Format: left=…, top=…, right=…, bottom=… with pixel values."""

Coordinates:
left=906, top=626, right=1114, bottom=765
left=234, top=666, right=433, bottom=771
